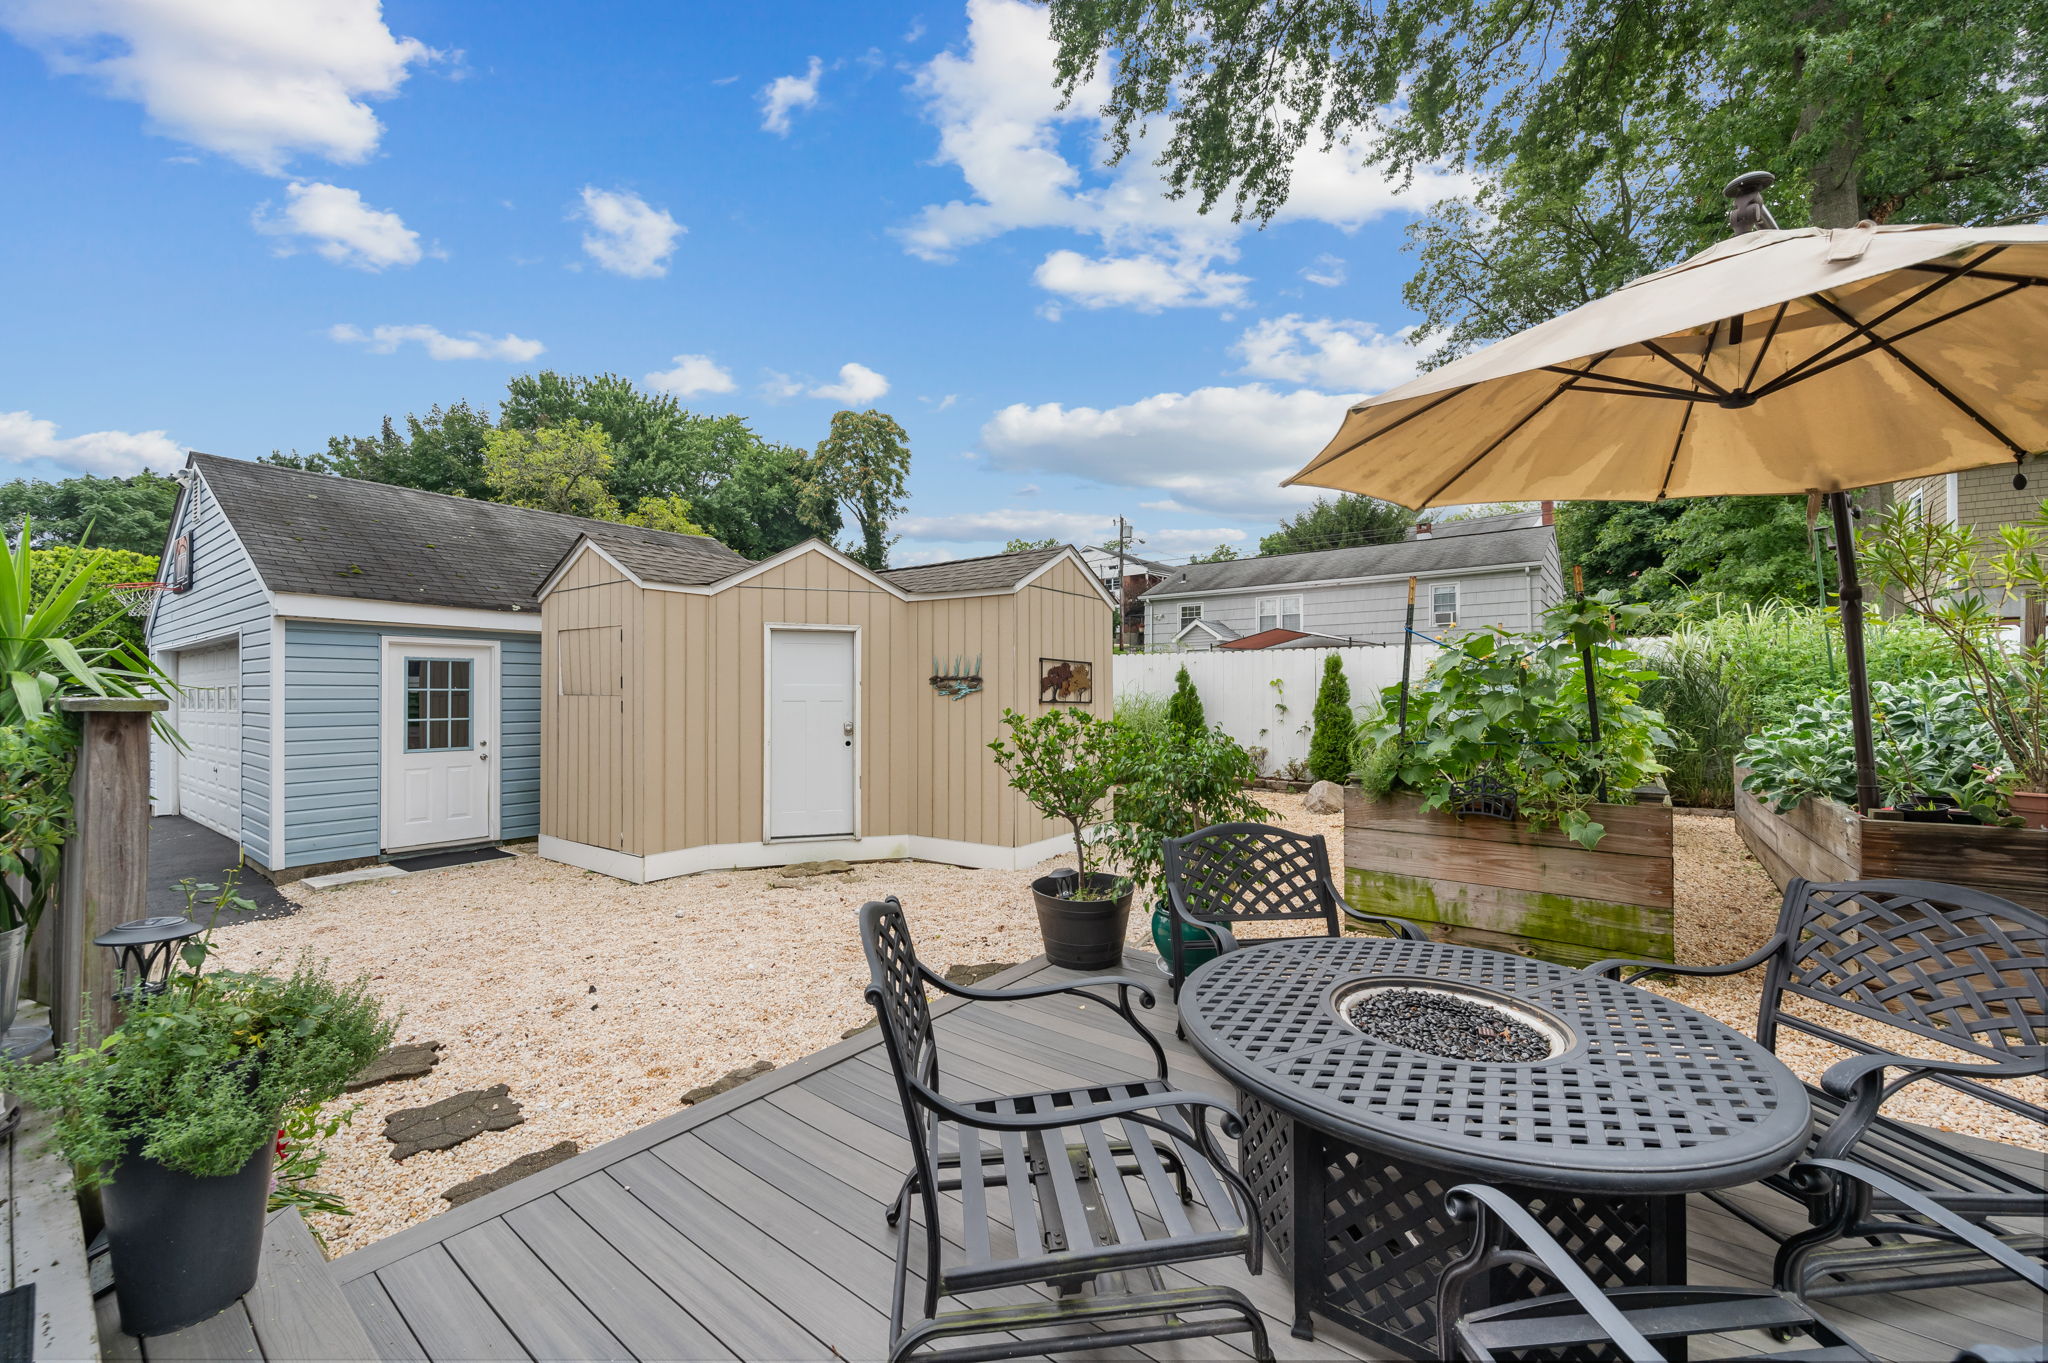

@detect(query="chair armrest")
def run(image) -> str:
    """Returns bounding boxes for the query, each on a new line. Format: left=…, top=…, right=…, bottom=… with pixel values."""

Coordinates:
left=1796, top=1158, right=2048, bottom=1291
left=920, top=963, right=1171, bottom=1082
left=1811, top=1048, right=2045, bottom=1161
left=1440, top=1184, right=1668, bottom=1363
left=1328, top=880, right=1428, bottom=941
left=1170, top=900, right=1241, bottom=955
left=907, top=1075, right=1242, bottom=1138
left=1584, top=932, right=1787, bottom=983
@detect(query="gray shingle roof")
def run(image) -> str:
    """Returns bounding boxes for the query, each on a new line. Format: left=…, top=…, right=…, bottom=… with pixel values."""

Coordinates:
left=191, top=453, right=750, bottom=612
left=880, top=545, right=1068, bottom=595
left=579, top=530, right=763, bottom=588
left=1139, top=524, right=1555, bottom=598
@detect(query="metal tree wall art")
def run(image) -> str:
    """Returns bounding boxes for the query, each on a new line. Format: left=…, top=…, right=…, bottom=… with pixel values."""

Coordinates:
left=1039, top=659, right=1094, bottom=704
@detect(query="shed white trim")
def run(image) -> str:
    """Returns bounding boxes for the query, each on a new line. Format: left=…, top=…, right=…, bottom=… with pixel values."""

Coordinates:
left=272, top=593, right=541, bottom=634
left=539, top=830, right=1076, bottom=884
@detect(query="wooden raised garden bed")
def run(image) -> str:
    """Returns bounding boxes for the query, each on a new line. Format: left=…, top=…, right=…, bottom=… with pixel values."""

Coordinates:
left=1343, top=788, right=1674, bottom=968
left=1733, top=768, right=2047, bottom=912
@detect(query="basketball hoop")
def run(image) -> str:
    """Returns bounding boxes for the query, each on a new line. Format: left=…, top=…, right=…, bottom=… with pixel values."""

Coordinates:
left=107, top=582, right=172, bottom=619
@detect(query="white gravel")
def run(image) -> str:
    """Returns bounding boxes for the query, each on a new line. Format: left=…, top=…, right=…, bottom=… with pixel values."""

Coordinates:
left=210, top=796, right=2041, bottom=1258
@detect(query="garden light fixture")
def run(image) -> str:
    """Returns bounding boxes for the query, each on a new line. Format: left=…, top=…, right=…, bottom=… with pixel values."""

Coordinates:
left=95, top=916, right=204, bottom=1002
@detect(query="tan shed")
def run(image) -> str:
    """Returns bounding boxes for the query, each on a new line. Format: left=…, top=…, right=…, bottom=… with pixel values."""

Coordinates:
left=535, top=538, right=1117, bottom=882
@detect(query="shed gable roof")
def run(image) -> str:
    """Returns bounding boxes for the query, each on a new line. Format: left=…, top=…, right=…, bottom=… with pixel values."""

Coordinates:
left=189, top=452, right=750, bottom=613
left=880, top=546, right=1066, bottom=594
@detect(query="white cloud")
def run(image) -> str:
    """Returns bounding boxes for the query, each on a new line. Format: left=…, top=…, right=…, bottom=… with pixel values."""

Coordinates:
left=1301, top=253, right=1347, bottom=287
left=645, top=353, right=736, bottom=398
left=811, top=362, right=890, bottom=404
left=251, top=181, right=421, bottom=269
left=0, top=409, right=184, bottom=477
left=574, top=187, right=682, bottom=278
left=1234, top=315, right=1418, bottom=392
left=0, top=0, right=435, bottom=175
left=328, top=323, right=542, bottom=361
left=900, top=0, right=1468, bottom=309
left=1035, top=248, right=1249, bottom=312
left=760, top=56, right=823, bottom=135
left=982, top=383, right=1358, bottom=516
left=903, top=16, right=927, bottom=42
left=896, top=509, right=1111, bottom=542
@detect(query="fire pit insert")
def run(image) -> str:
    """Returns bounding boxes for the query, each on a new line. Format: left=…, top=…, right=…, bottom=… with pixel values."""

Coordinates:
left=1332, top=980, right=1571, bottom=1063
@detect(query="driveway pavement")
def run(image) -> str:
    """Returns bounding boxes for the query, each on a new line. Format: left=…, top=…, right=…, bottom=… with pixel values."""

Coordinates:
left=148, top=816, right=295, bottom=923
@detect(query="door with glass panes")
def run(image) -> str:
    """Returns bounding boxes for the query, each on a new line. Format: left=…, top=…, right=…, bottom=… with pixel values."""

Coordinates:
left=382, top=641, right=496, bottom=850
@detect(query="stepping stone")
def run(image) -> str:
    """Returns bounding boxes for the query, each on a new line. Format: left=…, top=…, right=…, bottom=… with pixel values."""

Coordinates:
left=384, top=1084, right=524, bottom=1160
left=944, top=962, right=1014, bottom=988
left=678, top=1059, right=773, bottom=1106
left=346, top=1041, right=443, bottom=1092
left=441, top=1141, right=580, bottom=1207
left=778, top=859, right=854, bottom=878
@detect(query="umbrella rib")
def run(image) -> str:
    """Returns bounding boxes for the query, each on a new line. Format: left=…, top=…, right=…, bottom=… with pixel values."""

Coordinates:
left=1282, top=384, right=1472, bottom=484
left=1804, top=293, right=2028, bottom=456
left=1538, top=368, right=1710, bottom=401
left=1655, top=317, right=1718, bottom=499
left=1640, top=340, right=1731, bottom=398
left=1754, top=280, right=2029, bottom=401
left=1764, top=245, right=2006, bottom=392
left=1739, top=301, right=1791, bottom=395
left=1903, top=259, right=2048, bottom=288
left=1417, top=353, right=1613, bottom=507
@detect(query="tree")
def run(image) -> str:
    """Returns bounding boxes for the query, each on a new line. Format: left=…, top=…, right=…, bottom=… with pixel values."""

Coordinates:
left=0, top=472, right=182, bottom=555
left=1308, top=654, right=1354, bottom=784
left=811, top=410, right=911, bottom=571
left=690, top=437, right=842, bottom=559
left=1187, top=544, right=1240, bottom=564
left=481, top=421, right=621, bottom=519
left=1046, top=1, right=2048, bottom=360
left=1004, top=537, right=1062, bottom=552
left=1556, top=496, right=1830, bottom=613
left=1165, top=665, right=1206, bottom=736
left=1261, top=495, right=1415, bottom=557
left=266, top=403, right=495, bottom=500
left=28, top=547, right=158, bottom=656
left=620, top=495, right=707, bottom=536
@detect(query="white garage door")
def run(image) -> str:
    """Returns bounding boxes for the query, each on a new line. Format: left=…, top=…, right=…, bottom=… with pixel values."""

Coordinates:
left=176, top=641, right=242, bottom=840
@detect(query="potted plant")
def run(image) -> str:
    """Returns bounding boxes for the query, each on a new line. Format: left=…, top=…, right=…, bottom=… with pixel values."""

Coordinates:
left=1098, top=722, right=1266, bottom=974
left=989, top=707, right=1133, bottom=969
left=1860, top=499, right=2048, bottom=828
left=0, top=939, right=392, bottom=1336
left=0, top=715, right=77, bottom=1033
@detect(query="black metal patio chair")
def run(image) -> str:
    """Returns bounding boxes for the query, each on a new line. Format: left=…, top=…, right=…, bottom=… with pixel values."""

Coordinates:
left=1434, top=1182, right=1880, bottom=1361
left=1161, top=822, right=1426, bottom=999
left=1588, top=877, right=2047, bottom=1304
left=857, top=897, right=1273, bottom=1363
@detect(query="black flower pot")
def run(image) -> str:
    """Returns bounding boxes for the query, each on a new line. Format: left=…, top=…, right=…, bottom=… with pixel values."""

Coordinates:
left=1030, top=871, right=1133, bottom=971
left=102, top=1137, right=276, bottom=1337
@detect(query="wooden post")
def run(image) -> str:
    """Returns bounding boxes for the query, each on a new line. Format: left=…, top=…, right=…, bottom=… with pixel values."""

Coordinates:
left=52, top=698, right=167, bottom=1047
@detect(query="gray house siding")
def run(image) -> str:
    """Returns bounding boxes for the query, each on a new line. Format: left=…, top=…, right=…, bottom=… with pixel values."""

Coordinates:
left=280, top=622, right=542, bottom=867
left=1152, top=564, right=1552, bottom=650
left=148, top=474, right=276, bottom=864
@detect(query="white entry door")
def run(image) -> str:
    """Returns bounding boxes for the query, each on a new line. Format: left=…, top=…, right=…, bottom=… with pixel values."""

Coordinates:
left=175, top=640, right=241, bottom=839
left=382, top=642, right=496, bottom=851
left=767, top=628, right=856, bottom=839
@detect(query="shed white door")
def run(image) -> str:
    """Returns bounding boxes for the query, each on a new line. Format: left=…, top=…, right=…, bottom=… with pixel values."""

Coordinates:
left=175, top=641, right=241, bottom=839
left=383, top=643, right=496, bottom=851
left=768, top=629, right=856, bottom=839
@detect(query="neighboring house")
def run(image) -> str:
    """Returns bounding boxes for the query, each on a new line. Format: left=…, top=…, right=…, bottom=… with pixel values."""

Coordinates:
left=1891, top=466, right=2046, bottom=635
left=146, top=452, right=755, bottom=880
left=1139, top=509, right=1562, bottom=651
left=1077, top=544, right=1171, bottom=649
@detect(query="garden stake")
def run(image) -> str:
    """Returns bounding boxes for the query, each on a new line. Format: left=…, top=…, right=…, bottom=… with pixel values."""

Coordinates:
left=1397, top=575, right=1416, bottom=745
left=1573, top=565, right=1608, bottom=802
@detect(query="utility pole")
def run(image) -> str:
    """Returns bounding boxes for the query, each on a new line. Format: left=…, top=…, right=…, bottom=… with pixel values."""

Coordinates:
left=1113, top=516, right=1132, bottom=650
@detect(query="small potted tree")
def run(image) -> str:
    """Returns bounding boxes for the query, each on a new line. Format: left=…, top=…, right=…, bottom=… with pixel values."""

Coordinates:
left=989, top=707, right=1133, bottom=969
left=1, top=938, right=392, bottom=1336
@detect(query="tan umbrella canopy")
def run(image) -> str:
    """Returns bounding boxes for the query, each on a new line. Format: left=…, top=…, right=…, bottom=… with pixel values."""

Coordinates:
left=1291, top=207, right=2048, bottom=815
left=1290, top=222, right=2048, bottom=508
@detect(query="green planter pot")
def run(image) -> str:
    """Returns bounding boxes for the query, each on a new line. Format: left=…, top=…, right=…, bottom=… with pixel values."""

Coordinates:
left=1150, top=901, right=1221, bottom=976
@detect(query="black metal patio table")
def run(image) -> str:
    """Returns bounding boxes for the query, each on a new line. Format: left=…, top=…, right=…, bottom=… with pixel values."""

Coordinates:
left=1178, top=936, right=1814, bottom=1358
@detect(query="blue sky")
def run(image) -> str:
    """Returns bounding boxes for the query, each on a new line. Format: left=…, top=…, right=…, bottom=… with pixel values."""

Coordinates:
left=0, top=0, right=1464, bottom=565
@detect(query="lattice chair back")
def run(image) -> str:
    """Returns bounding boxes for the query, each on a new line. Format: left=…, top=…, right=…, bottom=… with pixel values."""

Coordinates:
left=859, top=898, right=946, bottom=1169
left=1759, top=878, right=2048, bottom=1122
left=1164, top=822, right=1340, bottom=934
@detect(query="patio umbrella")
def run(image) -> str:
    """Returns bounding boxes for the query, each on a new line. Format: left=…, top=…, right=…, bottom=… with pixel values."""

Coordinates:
left=1289, top=187, right=2048, bottom=811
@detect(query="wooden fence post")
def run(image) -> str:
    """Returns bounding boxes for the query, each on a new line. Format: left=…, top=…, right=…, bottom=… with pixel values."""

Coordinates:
left=51, top=698, right=167, bottom=1047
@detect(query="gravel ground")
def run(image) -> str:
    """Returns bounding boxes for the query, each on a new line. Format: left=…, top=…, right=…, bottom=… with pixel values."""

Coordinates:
left=211, top=795, right=2041, bottom=1257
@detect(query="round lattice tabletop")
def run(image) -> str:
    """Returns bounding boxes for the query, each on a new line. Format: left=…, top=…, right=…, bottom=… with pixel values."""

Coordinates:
left=1180, top=937, right=1812, bottom=1194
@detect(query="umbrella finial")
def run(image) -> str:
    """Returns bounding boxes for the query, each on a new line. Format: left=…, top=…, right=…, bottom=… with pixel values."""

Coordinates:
left=1724, top=171, right=1779, bottom=235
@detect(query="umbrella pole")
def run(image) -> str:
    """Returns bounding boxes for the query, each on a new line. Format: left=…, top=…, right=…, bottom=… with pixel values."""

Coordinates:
left=1828, top=491, right=1881, bottom=813
left=1397, top=576, right=1417, bottom=744
left=1573, top=565, right=1609, bottom=802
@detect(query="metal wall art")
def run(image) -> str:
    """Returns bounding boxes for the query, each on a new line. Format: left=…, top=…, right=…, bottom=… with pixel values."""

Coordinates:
left=1039, top=659, right=1093, bottom=704
left=929, top=655, right=983, bottom=700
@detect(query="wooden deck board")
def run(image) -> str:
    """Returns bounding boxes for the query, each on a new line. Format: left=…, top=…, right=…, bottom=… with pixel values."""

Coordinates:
left=327, top=950, right=2044, bottom=1363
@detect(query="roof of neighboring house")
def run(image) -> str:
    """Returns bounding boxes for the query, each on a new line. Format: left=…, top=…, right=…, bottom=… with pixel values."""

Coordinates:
left=1139, top=522, right=1554, bottom=599
left=1215, top=627, right=1360, bottom=650
left=1175, top=618, right=1240, bottom=642
left=189, top=452, right=750, bottom=613
left=879, top=545, right=1067, bottom=595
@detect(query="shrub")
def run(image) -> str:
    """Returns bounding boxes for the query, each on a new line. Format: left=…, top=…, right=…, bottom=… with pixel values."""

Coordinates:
left=1689, top=602, right=1965, bottom=731
left=1164, top=665, right=1205, bottom=736
left=0, top=715, right=78, bottom=937
left=1306, top=654, right=1354, bottom=784
left=1639, top=633, right=1749, bottom=808
left=1112, top=690, right=1171, bottom=745
left=1102, top=723, right=1265, bottom=902
left=3, top=517, right=171, bottom=728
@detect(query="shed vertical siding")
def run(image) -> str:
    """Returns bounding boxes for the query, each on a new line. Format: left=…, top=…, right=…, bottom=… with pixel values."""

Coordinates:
left=540, top=552, right=639, bottom=855
left=148, top=473, right=276, bottom=863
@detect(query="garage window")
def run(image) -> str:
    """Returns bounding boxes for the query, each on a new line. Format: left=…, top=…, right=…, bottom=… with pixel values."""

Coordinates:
left=405, top=658, right=473, bottom=751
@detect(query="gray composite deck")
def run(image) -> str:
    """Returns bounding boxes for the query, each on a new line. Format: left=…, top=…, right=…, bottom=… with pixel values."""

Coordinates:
left=293, top=949, right=2044, bottom=1363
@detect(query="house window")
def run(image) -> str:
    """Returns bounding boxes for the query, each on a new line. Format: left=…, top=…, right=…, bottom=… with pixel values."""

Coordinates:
left=404, top=658, right=473, bottom=752
left=1257, top=595, right=1303, bottom=632
left=1431, top=583, right=1459, bottom=628
left=1180, top=603, right=1204, bottom=624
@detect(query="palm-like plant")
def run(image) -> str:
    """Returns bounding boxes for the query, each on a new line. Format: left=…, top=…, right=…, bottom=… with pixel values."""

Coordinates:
left=2, top=518, right=171, bottom=726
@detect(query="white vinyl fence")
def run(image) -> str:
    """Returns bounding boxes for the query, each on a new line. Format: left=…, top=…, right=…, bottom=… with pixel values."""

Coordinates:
left=1114, top=645, right=1438, bottom=777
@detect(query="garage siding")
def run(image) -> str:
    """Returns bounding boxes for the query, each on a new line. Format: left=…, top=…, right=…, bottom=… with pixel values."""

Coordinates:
left=148, top=473, right=275, bottom=864
left=279, top=622, right=542, bottom=867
